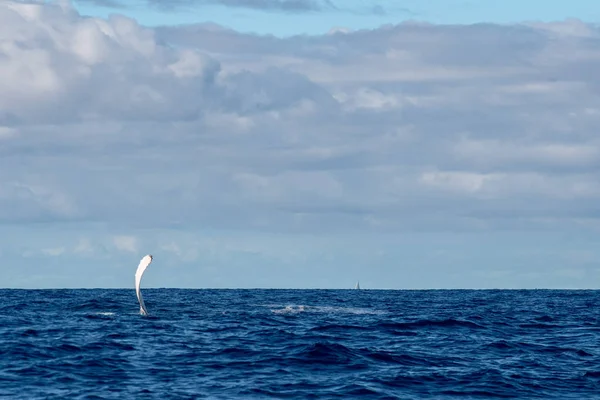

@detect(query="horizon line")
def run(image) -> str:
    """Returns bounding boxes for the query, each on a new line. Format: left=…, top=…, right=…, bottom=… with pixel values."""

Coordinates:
left=0, top=287, right=597, bottom=290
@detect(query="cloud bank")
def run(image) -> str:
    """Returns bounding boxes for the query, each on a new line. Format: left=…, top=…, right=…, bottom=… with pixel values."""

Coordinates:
left=3, top=3, right=599, bottom=232
left=74, top=0, right=337, bottom=13
left=2, top=1, right=600, bottom=287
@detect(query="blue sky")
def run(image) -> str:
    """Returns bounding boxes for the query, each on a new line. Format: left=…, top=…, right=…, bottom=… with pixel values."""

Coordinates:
left=2, top=0, right=600, bottom=289
left=71, top=0, right=600, bottom=36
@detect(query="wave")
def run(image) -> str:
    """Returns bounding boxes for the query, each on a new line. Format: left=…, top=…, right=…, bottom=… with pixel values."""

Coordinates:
left=379, top=318, right=484, bottom=330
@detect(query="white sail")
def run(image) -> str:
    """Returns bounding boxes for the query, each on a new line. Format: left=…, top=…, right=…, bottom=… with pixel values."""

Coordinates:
left=355, top=281, right=360, bottom=290
left=135, top=254, right=153, bottom=315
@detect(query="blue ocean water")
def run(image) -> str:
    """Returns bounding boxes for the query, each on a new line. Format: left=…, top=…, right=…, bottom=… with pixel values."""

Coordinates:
left=1, top=289, right=599, bottom=399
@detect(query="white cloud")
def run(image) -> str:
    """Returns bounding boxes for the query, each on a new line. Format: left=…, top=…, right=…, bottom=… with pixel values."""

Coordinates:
left=41, top=247, right=66, bottom=256
left=334, top=88, right=402, bottom=110
left=73, top=238, right=94, bottom=254
left=112, top=235, right=138, bottom=253
left=0, top=127, right=16, bottom=139
left=420, top=171, right=500, bottom=194
left=452, top=139, right=600, bottom=169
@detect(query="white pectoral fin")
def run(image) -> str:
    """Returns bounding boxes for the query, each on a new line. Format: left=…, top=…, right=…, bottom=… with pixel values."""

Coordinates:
left=134, top=254, right=153, bottom=316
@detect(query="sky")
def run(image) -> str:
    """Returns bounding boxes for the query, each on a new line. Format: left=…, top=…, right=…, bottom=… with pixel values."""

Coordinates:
left=69, top=0, right=600, bottom=37
left=2, top=0, right=600, bottom=289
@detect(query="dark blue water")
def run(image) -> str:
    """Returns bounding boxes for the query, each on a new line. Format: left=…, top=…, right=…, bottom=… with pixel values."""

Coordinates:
left=1, top=289, right=599, bottom=399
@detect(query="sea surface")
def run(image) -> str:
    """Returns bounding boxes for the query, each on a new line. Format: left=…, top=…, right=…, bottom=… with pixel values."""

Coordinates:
left=1, top=289, right=599, bottom=399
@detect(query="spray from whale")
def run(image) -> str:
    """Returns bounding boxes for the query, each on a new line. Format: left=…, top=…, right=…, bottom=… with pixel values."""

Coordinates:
left=135, top=254, right=153, bottom=316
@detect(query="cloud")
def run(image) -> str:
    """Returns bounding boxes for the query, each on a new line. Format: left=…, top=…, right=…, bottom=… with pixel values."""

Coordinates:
left=71, top=0, right=406, bottom=15
left=73, top=238, right=94, bottom=254
left=192, top=0, right=331, bottom=13
left=74, top=0, right=335, bottom=13
left=2, top=0, right=600, bottom=239
left=41, top=247, right=66, bottom=256
left=112, top=235, right=138, bottom=253
left=76, top=0, right=125, bottom=8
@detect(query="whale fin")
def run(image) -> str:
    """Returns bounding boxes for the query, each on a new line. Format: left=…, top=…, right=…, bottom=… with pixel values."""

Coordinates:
left=135, top=254, right=153, bottom=316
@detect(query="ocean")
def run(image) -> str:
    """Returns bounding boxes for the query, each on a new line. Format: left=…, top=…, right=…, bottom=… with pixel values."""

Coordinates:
left=0, top=289, right=598, bottom=399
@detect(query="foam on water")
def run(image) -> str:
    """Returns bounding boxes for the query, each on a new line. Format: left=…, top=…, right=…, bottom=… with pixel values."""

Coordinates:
left=269, top=304, right=385, bottom=315
left=94, top=312, right=115, bottom=316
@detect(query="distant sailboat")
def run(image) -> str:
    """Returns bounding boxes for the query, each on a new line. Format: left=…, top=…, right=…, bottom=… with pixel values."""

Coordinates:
left=355, top=281, right=361, bottom=290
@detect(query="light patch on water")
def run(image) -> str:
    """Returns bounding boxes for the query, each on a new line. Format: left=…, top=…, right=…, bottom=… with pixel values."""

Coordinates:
left=95, top=312, right=115, bottom=316
left=271, top=305, right=307, bottom=314
left=266, top=304, right=385, bottom=315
